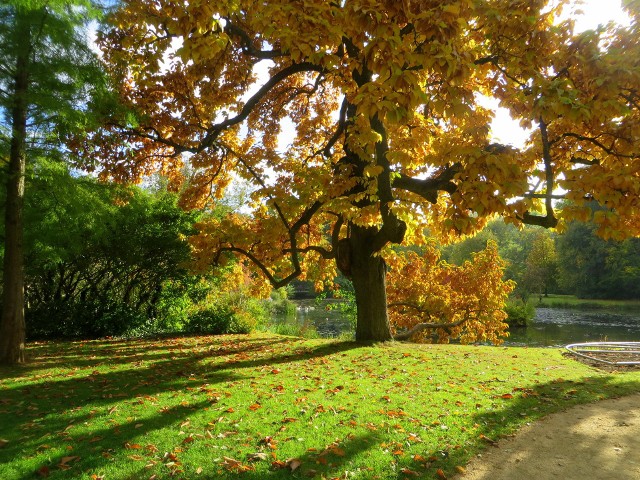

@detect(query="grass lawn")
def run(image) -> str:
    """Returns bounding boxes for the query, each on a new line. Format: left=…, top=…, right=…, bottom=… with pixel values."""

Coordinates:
left=2, top=334, right=640, bottom=479
left=534, top=294, right=640, bottom=311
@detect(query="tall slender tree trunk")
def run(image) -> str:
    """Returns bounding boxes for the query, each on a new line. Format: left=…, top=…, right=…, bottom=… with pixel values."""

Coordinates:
left=349, top=226, right=393, bottom=341
left=0, top=13, right=29, bottom=365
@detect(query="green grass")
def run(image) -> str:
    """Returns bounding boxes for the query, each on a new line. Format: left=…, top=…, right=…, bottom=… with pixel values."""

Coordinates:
left=2, top=334, right=640, bottom=479
left=534, top=294, right=640, bottom=311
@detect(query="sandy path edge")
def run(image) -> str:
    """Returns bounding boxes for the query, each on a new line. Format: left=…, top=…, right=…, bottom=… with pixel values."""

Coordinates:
left=453, top=394, right=640, bottom=480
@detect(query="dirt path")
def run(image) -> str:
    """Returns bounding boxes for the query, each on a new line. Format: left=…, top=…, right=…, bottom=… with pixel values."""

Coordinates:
left=455, top=394, right=640, bottom=480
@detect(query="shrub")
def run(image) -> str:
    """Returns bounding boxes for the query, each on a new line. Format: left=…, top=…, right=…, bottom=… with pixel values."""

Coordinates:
left=504, top=300, right=535, bottom=327
left=184, top=292, right=270, bottom=335
left=26, top=300, right=146, bottom=339
left=269, top=287, right=296, bottom=316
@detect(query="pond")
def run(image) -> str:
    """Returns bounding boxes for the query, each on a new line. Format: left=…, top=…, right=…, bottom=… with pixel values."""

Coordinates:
left=507, top=307, right=640, bottom=347
left=272, top=299, right=353, bottom=338
left=275, top=300, right=640, bottom=347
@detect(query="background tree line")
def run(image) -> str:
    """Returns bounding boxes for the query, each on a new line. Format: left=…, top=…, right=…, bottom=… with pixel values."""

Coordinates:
left=441, top=205, right=640, bottom=302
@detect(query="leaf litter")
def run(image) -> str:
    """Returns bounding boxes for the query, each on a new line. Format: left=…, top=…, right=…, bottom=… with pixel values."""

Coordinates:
left=1, top=334, right=640, bottom=479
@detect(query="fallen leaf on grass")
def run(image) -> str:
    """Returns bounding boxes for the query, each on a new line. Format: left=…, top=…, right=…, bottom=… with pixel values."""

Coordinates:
left=318, top=442, right=346, bottom=458
left=479, top=434, right=498, bottom=446
left=58, top=456, right=79, bottom=467
left=0, top=439, right=8, bottom=448
left=259, top=436, right=278, bottom=449
left=436, top=468, right=447, bottom=479
left=455, top=466, right=466, bottom=473
left=221, top=456, right=254, bottom=473
left=247, top=452, right=269, bottom=462
left=36, top=466, right=50, bottom=477
left=400, top=468, right=420, bottom=476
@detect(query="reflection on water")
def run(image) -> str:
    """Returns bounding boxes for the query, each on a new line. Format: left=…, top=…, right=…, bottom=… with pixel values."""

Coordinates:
left=276, top=301, right=640, bottom=347
left=273, top=299, right=353, bottom=338
left=507, top=308, right=640, bottom=347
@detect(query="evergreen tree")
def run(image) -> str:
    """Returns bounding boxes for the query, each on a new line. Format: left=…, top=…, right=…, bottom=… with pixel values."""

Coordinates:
left=0, top=0, right=107, bottom=364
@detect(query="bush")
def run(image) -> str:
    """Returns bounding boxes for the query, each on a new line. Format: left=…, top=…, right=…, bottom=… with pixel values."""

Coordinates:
left=184, top=293, right=270, bottom=335
left=505, top=300, right=535, bottom=327
left=269, top=287, right=296, bottom=316
left=26, top=300, right=147, bottom=339
left=184, top=306, right=234, bottom=334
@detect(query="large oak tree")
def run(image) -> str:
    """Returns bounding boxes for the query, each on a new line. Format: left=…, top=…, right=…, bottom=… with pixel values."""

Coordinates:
left=93, top=0, right=640, bottom=341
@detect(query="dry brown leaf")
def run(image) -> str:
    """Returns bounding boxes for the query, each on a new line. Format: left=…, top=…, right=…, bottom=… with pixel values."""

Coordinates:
left=36, top=466, right=50, bottom=478
left=288, top=459, right=302, bottom=472
left=58, top=456, right=79, bottom=466
left=400, top=468, right=420, bottom=476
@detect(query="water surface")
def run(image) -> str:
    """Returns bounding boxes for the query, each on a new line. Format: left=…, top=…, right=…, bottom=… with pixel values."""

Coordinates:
left=276, top=300, right=640, bottom=347
left=507, top=307, right=640, bottom=347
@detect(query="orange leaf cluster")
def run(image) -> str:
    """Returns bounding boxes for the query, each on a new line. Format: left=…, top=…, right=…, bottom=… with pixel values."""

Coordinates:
left=387, top=241, right=513, bottom=344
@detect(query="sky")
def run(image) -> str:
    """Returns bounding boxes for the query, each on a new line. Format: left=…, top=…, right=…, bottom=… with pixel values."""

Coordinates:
left=570, top=0, right=631, bottom=31
left=488, top=0, right=632, bottom=147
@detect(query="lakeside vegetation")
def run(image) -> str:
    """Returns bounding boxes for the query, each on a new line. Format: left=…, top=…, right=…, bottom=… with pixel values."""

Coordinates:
left=2, top=334, right=640, bottom=480
left=534, top=295, right=640, bottom=312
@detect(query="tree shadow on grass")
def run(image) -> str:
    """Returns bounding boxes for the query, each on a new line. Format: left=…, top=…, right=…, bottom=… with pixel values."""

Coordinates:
left=0, top=336, right=363, bottom=414
left=0, top=397, right=213, bottom=479
left=0, top=335, right=366, bottom=478
left=0, top=394, right=382, bottom=479
left=0, top=335, right=363, bottom=384
left=10, top=335, right=297, bottom=372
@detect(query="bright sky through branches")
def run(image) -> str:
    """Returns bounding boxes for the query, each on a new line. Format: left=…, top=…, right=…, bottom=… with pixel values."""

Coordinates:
left=570, top=0, right=631, bottom=31
left=488, top=0, right=631, bottom=147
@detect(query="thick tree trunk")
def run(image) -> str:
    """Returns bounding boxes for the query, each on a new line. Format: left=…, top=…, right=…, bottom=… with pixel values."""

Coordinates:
left=0, top=14, right=29, bottom=365
left=349, top=226, right=393, bottom=341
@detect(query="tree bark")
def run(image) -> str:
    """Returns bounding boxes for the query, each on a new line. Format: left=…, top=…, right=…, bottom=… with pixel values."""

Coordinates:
left=349, top=226, right=393, bottom=341
left=0, top=12, right=29, bottom=365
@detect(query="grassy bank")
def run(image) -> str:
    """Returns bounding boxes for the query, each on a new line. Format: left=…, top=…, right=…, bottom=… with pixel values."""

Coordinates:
left=2, top=334, right=640, bottom=479
left=534, top=294, right=640, bottom=311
